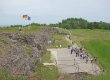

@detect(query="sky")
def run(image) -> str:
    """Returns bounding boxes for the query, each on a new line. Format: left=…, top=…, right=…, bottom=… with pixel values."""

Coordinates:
left=0, top=0, right=110, bottom=26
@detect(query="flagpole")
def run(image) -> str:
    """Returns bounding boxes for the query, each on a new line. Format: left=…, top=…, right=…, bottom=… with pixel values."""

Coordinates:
left=28, top=16, right=31, bottom=30
left=22, top=15, right=31, bottom=30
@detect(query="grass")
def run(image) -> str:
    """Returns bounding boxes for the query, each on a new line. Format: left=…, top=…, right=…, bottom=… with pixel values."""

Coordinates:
left=43, top=51, right=51, bottom=63
left=34, top=60, right=59, bottom=80
left=0, top=27, right=18, bottom=32
left=1, top=26, right=110, bottom=80
left=0, top=36, right=11, bottom=58
left=0, top=69, right=28, bottom=80
left=33, top=50, right=59, bottom=80
left=81, top=40, right=110, bottom=80
left=70, top=29, right=110, bottom=46
left=33, top=51, right=59, bottom=80
left=70, top=29, right=110, bottom=80
left=23, top=25, right=44, bottom=33
left=48, top=34, right=69, bottom=48
left=0, top=25, right=60, bottom=80
left=0, top=26, right=44, bottom=33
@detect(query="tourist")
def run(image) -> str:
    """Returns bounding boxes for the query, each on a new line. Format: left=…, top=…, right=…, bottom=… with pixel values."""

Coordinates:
left=73, top=48, right=76, bottom=52
left=80, top=53, right=83, bottom=59
left=85, top=53, right=89, bottom=63
left=90, top=58, right=93, bottom=63
left=80, top=47, right=83, bottom=53
left=71, top=41, right=74, bottom=45
left=86, top=58, right=88, bottom=64
left=71, top=48, right=74, bottom=54
left=82, top=54, right=85, bottom=59
left=18, top=27, right=22, bottom=32
left=69, top=35, right=71, bottom=40
left=76, top=52, right=78, bottom=57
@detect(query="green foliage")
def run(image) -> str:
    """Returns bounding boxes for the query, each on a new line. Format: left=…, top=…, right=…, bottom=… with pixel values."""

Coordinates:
left=0, top=27, right=18, bottom=32
left=71, top=29, right=110, bottom=80
left=53, top=18, right=88, bottom=29
left=34, top=60, right=59, bottom=80
left=0, top=69, right=28, bottom=80
left=81, top=40, right=110, bottom=80
left=0, top=24, right=45, bottom=33
left=1, top=17, right=110, bottom=30
left=70, top=29, right=110, bottom=45
left=49, top=18, right=110, bottom=30
left=43, top=51, right=51, bottom=63
left=48, top=23, right=59, bottom=27
left=30, top=23, right=47, bottom=26
left=48, top=34, right=69, bottom=48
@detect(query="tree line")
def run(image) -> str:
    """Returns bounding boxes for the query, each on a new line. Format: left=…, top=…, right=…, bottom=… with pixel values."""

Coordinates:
left=49, top=18, right=110, bottom=30
left=2, top=18, right=110, bottom=30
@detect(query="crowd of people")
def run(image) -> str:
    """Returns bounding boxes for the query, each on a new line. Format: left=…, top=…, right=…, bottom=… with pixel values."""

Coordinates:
left=66, top=33, right=97, bottom=64
left=70, top=44, right=97, bottom=64
left=71, top=47, right=89, bottom=63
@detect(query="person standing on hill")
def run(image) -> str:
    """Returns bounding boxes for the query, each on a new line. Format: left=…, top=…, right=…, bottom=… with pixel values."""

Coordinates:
left=68, top=35, right=71, bottom=40
left=80, top=47, right=83, bottom=53
left=18, top=27, right=22, bottom=32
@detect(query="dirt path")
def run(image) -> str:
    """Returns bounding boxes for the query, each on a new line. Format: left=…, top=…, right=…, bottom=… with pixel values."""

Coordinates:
left=47, top=36, right=101, bottom=75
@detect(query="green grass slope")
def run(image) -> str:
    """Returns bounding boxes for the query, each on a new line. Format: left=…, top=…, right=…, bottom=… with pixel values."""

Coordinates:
left=71, top=29, right=110, bottom=45
left=48, top=34, right=69, bottom=48
left=82, top=40, right=110, bottom=80
left=71, top=29, right=110, bottom=80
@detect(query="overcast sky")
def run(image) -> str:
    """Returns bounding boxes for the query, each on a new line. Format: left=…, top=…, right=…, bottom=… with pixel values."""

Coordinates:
left=0, top=0, right=110, bottom=25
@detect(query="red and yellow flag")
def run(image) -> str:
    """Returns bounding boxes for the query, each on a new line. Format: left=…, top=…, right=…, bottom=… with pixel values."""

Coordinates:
left=22, top=15, right=31, bottom=20
left=22, top=15, right=28, bottom=20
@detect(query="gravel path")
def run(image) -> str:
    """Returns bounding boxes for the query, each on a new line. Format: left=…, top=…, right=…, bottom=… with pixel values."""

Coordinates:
left=47, top=36, right=101, bottom=75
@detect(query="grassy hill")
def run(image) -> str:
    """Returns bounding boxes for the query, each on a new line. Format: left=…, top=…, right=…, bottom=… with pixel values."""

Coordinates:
left=70, top=29, right=110, bottom=80
left=0, top=26, right=110, bottom=80
left=0, top=26, right=43, bottom=33
left=0, top=26, right=63, bottom=80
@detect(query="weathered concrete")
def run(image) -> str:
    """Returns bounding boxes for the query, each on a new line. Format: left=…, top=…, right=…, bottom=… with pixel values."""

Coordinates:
left=48, top=36, right=101, bottom=75
left=48, top=48, right=101, bottom=75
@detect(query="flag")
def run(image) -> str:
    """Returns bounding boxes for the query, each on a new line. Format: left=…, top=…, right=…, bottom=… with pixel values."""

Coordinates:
left=22, top=15, right=28, bottom=20
left=28, top=16, right=31, bottom=20
left=22, top=15, right=31, bottom=20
